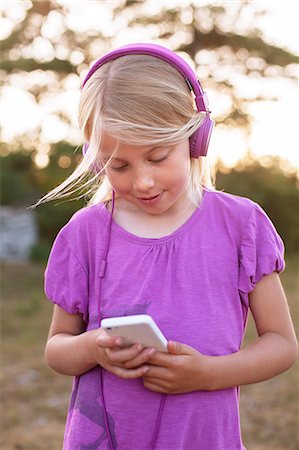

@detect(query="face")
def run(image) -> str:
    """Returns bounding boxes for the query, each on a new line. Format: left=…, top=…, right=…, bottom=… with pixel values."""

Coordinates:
left=100, top=134, right=192, bottom=217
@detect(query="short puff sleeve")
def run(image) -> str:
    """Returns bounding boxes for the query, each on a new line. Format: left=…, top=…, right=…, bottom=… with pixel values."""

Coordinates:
left=238, top=203, right=285, bottom=294
left=44, top=232, right=88, bottom=322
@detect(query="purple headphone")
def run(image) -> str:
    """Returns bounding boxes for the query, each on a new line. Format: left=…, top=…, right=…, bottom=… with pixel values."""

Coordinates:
left=82, top=43, right=214, bottom=158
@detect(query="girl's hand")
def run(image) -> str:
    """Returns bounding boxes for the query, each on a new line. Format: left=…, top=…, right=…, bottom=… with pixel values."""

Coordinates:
left=142, top=341, right=210, bottom=394
left=92, top=329, right=156, bottom=379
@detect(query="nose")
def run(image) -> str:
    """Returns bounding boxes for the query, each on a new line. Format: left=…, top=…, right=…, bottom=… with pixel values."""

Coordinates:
left=132, top=166, right=155, bottom=193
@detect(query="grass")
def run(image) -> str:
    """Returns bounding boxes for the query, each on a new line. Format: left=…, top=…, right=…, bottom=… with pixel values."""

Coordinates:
left=1, top=263, right=70, bottom=450
left=1, top=259, right=298, bottom=450
left=240, top=256, right=299, bottom=450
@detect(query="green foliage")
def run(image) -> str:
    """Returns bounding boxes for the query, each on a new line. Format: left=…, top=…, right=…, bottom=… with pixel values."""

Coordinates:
left=32, top=142, right=85, bottom=244
left=186, top=29, right=299, bottom=67
left=36, top=200, right=84, bottom=245
left=0, top=142, right=84, bottom=247
left=29, top=240, right=52, bottom=263
left=1, top=142, right=298, bottom=259
left=0, top=151, right=37, bottom=205
left=215, top=157, right=299, bottom=254
left=0, top=57, right=75, bottom=73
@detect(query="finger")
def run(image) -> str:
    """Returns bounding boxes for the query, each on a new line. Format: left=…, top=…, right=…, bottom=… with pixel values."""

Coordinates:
left=142, top=376, right=167, bottom=385
left=147, top=351, right=176, bottom=367
left=96, top=332, right=123, bottom=349
left=123, top=347, right=156, bottom=369
left=143, top=365, right=170, bottom=380
left=167, top=340, right=191, bottom=355
left=167, top=340, right=179, bottom=354
left=111, top=364, right=150, bottom=380
left=106, top=343, right=144, bottom=363
left=142, top=379, right=167, bottom=394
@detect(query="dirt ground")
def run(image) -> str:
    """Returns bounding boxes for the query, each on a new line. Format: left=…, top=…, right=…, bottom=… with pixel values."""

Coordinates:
left=1, top=261, right=298, bottom=450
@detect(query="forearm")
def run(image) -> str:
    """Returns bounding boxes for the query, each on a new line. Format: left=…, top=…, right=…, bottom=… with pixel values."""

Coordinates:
left=206, top=332, right=298, bottom=391
left=45, top=329, right=99, bottom=377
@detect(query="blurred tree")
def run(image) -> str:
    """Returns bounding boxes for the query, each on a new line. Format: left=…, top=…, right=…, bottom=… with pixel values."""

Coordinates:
left=0, top=142, right=84, bottom=247
left=32, top=142, right=85, bottom=244
left=1, top=147, right=298, bottom=255
left=0, top=151, right=37, bottom=205
left=1, top=1, right=298, bottom=259
left=1, top=0, right=298, bottom=153
left=216, top=155, right=299, bottom=255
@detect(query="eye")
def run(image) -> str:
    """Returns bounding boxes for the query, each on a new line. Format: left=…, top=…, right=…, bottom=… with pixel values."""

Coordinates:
left=150, top=154, right=169, bottom=163
left=110, top=164, right=128, bottom=172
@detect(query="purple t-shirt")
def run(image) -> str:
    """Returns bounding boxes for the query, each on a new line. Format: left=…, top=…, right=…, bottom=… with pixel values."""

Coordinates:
left=45, top=189, right=285, bottom=450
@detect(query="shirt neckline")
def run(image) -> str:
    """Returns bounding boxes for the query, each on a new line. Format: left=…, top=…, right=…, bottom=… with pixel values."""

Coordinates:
left=100, top=189, right=209, bottom=246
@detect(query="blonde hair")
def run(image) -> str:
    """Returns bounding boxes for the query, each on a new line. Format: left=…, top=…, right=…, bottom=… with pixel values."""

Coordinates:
left=36, top=54, right=215, bottom=206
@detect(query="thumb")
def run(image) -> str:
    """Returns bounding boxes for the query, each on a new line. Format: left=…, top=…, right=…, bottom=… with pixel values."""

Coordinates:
left=167, top=340, right=186, bottom=355
left=96, top=330, right=121, bottom=349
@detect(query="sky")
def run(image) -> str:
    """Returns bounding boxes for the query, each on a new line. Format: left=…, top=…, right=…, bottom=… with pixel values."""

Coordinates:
left=1, top=0, right=298, bottom=171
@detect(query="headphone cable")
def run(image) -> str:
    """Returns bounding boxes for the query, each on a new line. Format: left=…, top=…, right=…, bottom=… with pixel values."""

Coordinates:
left=99, top=191, right=116, bottom=450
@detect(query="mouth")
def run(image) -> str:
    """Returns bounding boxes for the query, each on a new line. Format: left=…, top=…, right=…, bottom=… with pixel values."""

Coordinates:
left=139, top=194, right=160, bottom=200
left=137, top=192, right=163, bottom=204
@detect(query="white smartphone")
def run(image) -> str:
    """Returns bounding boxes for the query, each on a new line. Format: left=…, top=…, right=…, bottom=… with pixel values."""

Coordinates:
left=101, top=314, right=168, bottom=352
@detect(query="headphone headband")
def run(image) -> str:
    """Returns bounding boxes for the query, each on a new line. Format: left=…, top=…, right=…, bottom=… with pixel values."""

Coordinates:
left=83, top=43, right=210, bottom=112
left=82, top=43, right=214, bottom=157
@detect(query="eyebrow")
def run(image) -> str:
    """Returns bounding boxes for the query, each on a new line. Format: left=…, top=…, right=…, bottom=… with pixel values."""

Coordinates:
left=101, top=146, right=164, bottom=163
left=101, top=155, right=126, bottom=163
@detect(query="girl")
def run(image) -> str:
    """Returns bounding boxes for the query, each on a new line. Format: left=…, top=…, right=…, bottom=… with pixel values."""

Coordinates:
left=42, top=44, right=297, bottom=450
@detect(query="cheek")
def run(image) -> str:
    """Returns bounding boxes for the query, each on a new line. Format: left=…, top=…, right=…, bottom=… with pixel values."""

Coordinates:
left=164, top=159, right=190, bottom=189
left=106, top=171, right=130, bottom=194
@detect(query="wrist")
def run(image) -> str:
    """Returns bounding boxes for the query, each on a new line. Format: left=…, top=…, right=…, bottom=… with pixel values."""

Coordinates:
left=203, top=355, right=220, bottom=391
left=84, top=328, right=104, bottom=367
left=192, top=351, right=217, bottom=391
left=199, top=354, right=218, bottom=391
left=201, top=351, right=245, bottom=391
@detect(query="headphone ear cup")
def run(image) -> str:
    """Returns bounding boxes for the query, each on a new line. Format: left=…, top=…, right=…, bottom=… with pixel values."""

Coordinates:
left=189, top=116, right=214, bottom=157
